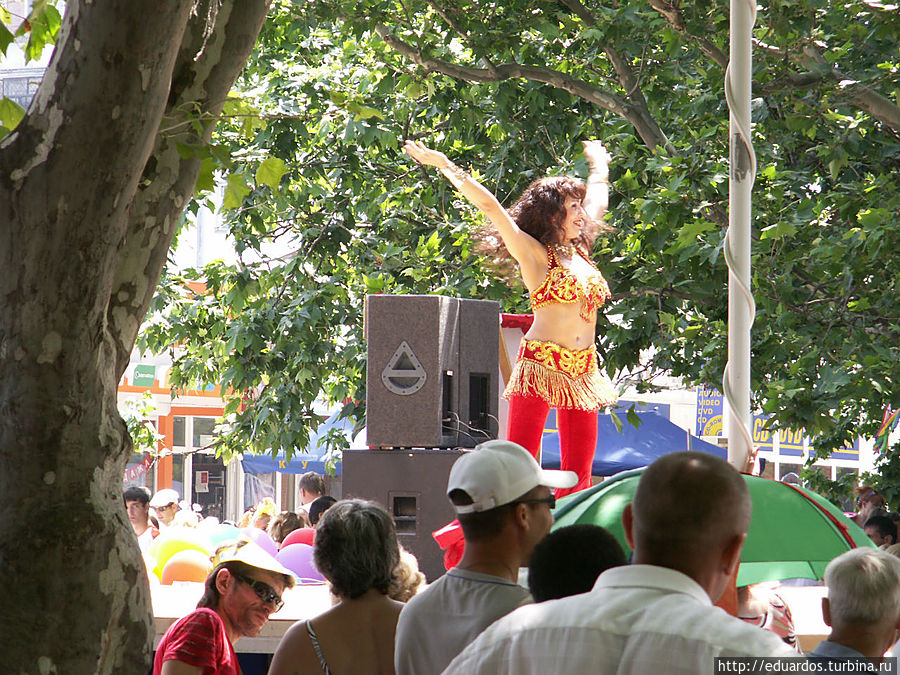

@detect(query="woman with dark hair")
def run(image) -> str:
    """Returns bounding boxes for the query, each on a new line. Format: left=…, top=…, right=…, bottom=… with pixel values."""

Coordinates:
left=268, top=499, right=403, bottom=675
left=404, top=140, right=617, bottom=495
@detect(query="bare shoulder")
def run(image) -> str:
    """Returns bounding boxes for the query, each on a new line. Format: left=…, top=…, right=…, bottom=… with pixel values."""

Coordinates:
left=269, top=620, right=317, bottom=675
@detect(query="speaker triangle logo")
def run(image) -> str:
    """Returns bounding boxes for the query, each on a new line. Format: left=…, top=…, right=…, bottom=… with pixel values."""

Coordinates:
left=382, top=341, right=427, bottom=395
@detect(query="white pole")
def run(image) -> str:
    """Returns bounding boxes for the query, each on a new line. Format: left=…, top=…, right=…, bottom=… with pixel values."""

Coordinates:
left=723, top=0, right=758, bottom=469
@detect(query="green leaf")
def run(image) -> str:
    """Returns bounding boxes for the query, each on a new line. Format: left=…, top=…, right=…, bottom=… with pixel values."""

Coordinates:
left=195, top=157, right=218, bottom=194
left=759, top=221, right=797, bottom=240
left=626, top=407, right=642, bottom=430
left=255, top=156, right=288, bottom=189
left=0, top=23, right=14, bottom=56
left=18, top=3, right=61, bottom=63
left=610, top=412, right=623, bottom=434
left=222, top=173, right=251, bottom=210
left=349, top=103, right=384, bottom=121
left=857, top=208, right=887, bottom=228
left=0, top=97, right=26, bottom=138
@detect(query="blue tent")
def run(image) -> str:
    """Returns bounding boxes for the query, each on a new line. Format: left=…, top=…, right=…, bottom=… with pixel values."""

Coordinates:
left=540, top=410, right=726, bottom=476
left=240, top=412, right=350, bottom=476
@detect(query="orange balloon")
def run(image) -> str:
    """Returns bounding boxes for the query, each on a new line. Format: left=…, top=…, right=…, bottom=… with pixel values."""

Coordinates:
left=161, top=549, right=212, bottom=585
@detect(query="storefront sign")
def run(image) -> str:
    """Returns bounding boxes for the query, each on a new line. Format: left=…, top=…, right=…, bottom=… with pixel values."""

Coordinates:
left=132, top=364, right=156, bottom=387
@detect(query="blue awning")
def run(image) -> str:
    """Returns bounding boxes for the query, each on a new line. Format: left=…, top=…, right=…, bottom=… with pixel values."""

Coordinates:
left=240, top=412, right=350, bottom=475
left=540, top=411, right=726, bottom=476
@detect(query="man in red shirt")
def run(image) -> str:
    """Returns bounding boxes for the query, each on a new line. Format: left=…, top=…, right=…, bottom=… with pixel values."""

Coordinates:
left=153, top=540, right=295, bottom=675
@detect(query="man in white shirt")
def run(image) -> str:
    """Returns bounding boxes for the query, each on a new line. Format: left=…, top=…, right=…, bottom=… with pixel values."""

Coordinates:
left=394, top=440, right=577, bottom=675
left=123, top=485, right=158, bottom=555
left=445, top=451, right=798, bottom=674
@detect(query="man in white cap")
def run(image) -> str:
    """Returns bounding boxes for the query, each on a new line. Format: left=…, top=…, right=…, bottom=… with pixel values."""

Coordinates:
left=150, top=488, right=181, bottom=528
left=394, top=439, right=576, bottom=675
left=444, top=451, right=798, bottom=674
left=153, top=540, right=296, bottom=675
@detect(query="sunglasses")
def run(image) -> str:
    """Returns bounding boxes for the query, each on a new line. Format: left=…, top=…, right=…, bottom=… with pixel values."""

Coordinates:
left=232, top=572, right=284, bottom=611
left=513, top=494, right=556, bottom=509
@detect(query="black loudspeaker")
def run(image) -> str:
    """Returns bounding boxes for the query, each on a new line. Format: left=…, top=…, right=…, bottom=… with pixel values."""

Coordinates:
left=366, top=295, right=499, bottom=449
left=342, top=448, right=466, bottom=581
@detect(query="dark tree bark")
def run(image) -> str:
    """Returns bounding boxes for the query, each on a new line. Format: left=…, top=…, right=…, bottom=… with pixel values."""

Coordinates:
left=0, top=1, right=270, bottom=672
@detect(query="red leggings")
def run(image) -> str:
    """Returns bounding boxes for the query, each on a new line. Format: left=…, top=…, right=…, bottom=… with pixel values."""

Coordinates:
left=506, top=395, right=597, bottom=498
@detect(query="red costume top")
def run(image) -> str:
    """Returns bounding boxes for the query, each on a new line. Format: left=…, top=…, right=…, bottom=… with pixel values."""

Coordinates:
left=529, top=244, right=611, bottom=322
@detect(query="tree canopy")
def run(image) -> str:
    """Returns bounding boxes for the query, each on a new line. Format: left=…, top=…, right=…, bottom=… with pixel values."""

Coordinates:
left=144, top=0, right=899, bottom=468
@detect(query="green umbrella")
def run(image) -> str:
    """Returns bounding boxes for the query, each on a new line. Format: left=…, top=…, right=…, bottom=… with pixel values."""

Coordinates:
left=552, top=469, right=876, bottom=587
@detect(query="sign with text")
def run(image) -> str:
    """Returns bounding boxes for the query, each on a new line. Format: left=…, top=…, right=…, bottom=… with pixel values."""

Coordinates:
left=132, top=364, right=156, bottom=387
left=828, top=437, right=860, bottom=460
left=777, top=428, right=804, bottom=457
left=695, top=387, right=724, bottom=436
left=752, top=416, right=775, bottom=450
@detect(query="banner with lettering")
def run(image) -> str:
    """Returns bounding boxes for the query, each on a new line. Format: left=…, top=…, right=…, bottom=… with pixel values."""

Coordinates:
left=123, top=453, right=154, bottom=484
left=695, top=387, right=724, bottom=437
left=777, top=428, right=804, bottom=457
left=752, top=415, right=775, bottom=451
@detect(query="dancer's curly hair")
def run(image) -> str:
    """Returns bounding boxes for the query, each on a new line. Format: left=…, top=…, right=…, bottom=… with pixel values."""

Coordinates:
left=476, top=175, right=614, bottom=277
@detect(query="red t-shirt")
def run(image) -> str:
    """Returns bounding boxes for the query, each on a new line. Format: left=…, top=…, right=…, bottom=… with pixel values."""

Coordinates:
left=153, top=607, right=238, bottom=675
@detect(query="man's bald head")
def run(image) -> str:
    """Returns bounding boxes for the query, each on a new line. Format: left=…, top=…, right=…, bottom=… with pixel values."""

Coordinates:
left=630, top=452, right=751, bottom=568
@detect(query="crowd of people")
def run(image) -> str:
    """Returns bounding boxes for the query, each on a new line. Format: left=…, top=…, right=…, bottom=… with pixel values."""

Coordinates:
left=136, top=443, right=900, bottom=674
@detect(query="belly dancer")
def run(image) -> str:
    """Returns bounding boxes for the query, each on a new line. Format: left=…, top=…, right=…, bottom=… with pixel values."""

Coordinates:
left=404, top=139, right=617, bottom=497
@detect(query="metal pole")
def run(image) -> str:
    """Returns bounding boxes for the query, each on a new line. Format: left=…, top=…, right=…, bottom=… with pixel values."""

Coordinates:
left=723, top=0, right=758, bottom=469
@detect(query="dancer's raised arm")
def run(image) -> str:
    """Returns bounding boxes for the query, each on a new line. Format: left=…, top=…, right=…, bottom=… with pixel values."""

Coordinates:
left=582, top=140, right=610, bottom=223
left=403, top=140, right=546, bottom=270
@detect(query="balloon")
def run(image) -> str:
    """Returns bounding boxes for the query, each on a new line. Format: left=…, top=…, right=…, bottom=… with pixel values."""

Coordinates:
left=151, top=528, right=214, bottom=579
left=161, top=549, right=212, bottom=584
left=276, top=544, right=324, bottom=581
left=241, top=527, right=278, bottom=558
left=208, top=524, right=241, bottom=548
left=280, top=527, right=315, bottom=549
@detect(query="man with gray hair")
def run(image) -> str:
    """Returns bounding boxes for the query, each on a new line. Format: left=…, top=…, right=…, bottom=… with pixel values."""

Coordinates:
left=445, top=451, right=797, bottom=674
left=808, top=548, right=900, bottom=663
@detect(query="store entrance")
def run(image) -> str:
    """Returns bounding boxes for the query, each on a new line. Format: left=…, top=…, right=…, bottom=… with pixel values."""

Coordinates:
left=191, top=453, right=227, bottom=522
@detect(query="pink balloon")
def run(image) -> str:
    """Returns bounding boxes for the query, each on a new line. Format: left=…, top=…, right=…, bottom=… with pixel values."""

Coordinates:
left=276, top=543, right=324, bottom=581
left=241, top=527, right=278, bottom=557
left=280, top=527, right=316, bottom=549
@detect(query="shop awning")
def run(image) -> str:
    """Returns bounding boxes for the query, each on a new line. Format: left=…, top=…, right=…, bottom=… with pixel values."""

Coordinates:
left=240, top=412, right=351, bottom=476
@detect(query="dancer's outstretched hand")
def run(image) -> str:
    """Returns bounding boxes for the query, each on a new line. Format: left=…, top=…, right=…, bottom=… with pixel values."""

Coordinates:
left=404, top=139, right=449, bottom=168
left=582, top=140, right=611, bottom=179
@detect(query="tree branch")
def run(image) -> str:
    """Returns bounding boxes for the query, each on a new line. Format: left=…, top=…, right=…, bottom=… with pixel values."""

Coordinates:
left=107, top=0, right=272, bottom=373
left=644, top=2, right=900, bottom=135
left=374, top=23, right=671, bottom=151
left=642, top=0, right=729, bottom=67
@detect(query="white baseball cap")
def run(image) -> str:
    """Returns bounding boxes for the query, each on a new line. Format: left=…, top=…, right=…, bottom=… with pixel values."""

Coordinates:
left=447, top=440, right=577, bottom=514
left=150, top=488, right=180, bottom=508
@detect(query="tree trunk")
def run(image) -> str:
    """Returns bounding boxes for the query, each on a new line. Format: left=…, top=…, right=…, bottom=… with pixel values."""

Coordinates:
left=0, top=1, right=270, bottom=672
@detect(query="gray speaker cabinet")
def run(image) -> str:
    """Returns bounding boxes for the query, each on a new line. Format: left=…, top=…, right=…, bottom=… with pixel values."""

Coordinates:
left=366, top=295, right=500, bottom=449
left=342, top=447, right=466, bottom=581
